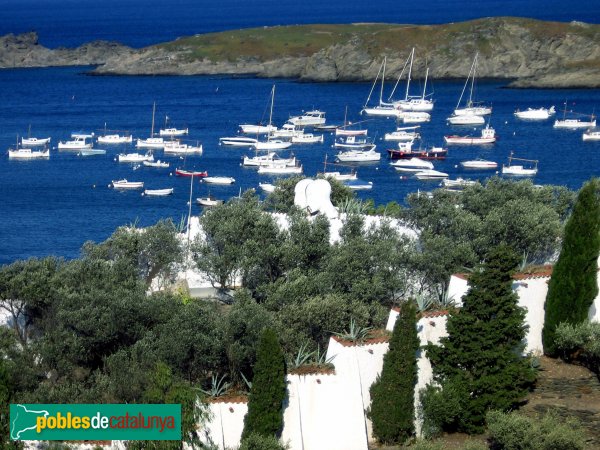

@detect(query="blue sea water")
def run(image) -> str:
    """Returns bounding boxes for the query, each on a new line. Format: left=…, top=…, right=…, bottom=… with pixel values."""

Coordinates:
left=1, top=0, right=600, bottom=48
left=0, top=66, right=599, bottom=264
left=1, top=1, right=600, bottom=264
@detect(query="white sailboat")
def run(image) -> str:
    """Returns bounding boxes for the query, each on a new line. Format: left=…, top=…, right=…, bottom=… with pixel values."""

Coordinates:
left=449, top=53, right=492, bottom=121
left=253, top=85, right=293, bottom=150
left=361, top=57, right=402, bottom=118
left=137, top=102, right=166, bottom=148
left=502, top=152, right=538, bottom=176
left=392, top=48, right=434, bottom=112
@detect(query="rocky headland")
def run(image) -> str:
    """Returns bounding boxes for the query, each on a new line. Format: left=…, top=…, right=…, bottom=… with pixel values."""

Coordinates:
left=2, top=17, right=600, bottom=88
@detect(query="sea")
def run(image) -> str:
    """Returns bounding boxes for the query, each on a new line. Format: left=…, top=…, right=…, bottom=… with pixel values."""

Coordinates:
left=0, top=1, right=599, bottom=265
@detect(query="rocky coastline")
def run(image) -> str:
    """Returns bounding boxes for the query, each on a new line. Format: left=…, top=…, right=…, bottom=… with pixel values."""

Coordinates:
left=1, top=17, right=599, bottom=88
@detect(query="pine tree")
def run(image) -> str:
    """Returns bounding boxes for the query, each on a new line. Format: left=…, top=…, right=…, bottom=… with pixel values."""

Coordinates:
left=543, top=178, right=600, bottom=355
left=242, top=328, right=287, bottom=439
left=368, top=301, right=419, bottom=444
left=425, top=245, right=536, bottom=434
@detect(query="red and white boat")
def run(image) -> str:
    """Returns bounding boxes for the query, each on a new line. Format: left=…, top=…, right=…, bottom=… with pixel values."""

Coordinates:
left=174, top=168, right=208, bottom=177
left=387, top=145, right=447, bottom=160
left=444, top=124, right=496, bottom=145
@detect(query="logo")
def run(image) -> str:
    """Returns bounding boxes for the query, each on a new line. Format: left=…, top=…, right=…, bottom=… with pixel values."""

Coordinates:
left=10, top=404, right=181, bottom=441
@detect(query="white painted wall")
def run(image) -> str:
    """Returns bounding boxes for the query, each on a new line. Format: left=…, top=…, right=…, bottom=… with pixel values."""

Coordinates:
left=282, top=373, right=367, bottom=450
left=200, top=401, right=248, bottom=450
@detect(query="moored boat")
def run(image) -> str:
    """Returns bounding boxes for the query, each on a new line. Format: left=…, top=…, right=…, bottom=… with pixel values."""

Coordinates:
left=111, top=179, right=144, bottom=190
left=78, top=149, right=107, bottom=156
left=514, top=106, right=556, bottom=120
left=196, top=196, right=224, bottom=207
left=287, top=110, right=326, bottom=126
left=97, top=134, right=133, bottom=144
left=219, top=136, right=258, bottom=147
left=441, top=178, right=477, bottom=189
left=239, top=124, right=278, bottom=134
left=390, top=157, right=434, bottom=172
left=58, top=136, right=93, bottom=150
left=291, top=133, right=324, bottom=144
left=143, top=160, right=169, bottom=168
left=583, top=130, right=600, bottom=141
left=387, top=145, right=447, bottom=160
left=414, top=169, right=449, bottom=180
left=257, top=162, right=303, bottom=175
left=444, top=124, right=496, bottom=144
left=553, top=118, right=597, bottom=129
left=203, top=176, right=236, bottom=185
left=175, top=168, right=208, bottom=177
left=8, top=147, right=50, bottom=159
left=163, top=142, right=203, bottom=154
left=343, top=179, right=373, bottom=190
left=22, top=137, right=51, bottom=146
left=336, top=148, right=381, bottom=162
left=143, top=188, right=174, bottom=196
left=460, top=158, right=498, bottom=169
left=258, top=182, right=277, bottom=193
left=384, top=126, right=420, bottom=141
left=118, top=152, right=154, bottom=163
left=501, top=152, right=538, bottom=176
left=159, top=127, right=188, bottom=136
left=447, top=114, right=486, bottom=126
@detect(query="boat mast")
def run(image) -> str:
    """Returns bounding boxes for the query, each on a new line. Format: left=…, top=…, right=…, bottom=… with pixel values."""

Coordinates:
left=151, top=102, right=156, bottom=136
left=379, top=56, right=387, bottom=106
left=467, top=53, right=478, bottom=108
left=422, top=67, right=429, bottom=100
left=404, top=48, right=414, bottom=101
left=364, top=59, right=384, bottom=108
left=456, top=54, right=478, bottom=110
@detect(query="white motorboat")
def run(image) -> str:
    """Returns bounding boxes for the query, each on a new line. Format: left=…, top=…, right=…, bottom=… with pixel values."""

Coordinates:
left=159, top=127, right=188, bottom=136
left=336, top=128, right=368, bottom=137
left=272, top=123, right=303, bottom=139
left=514, top=106, right=556, bottom=120
left=259, top=183, right=277, bottom=193
left=414, top=169, right=449, bottom=180
left=111, top=179, right=144, bottom=190
left=287, top=110, right=326, bottom=126
left=203, top=176, right=236, bottom=185
left=243, top=153, right=296, bottom=167
left=118, top=152, right=154, bottom=163
left=163, top=142, right=203, bottom=154
left=196, top=196, right=224, bottom=207
left=553, top=118, right=597, bottom=129
left=460, top=158, right=498, bottom=169
left=219, top=136, right=259, bottom=146
left=447, top=114, right=486, bottom=125
left=291, top=133, right=323, bottom=144
left=399, top=111, right=431, bottom=123
left=239, top=124, right=278, bottom=134
left=252, top=139, right=293, bottom=151
left=390, top=157, right=434, bottom=172
left=78, top=149, right=106, bottom=156
left=336, top=148, right=380, bottom=162
left=453, top=53, right=492, bottom=116
left=143, top=188, right=174, bottom=196
left=323, top=171, right=358, bottom=181
left=441, top=178, right=477, bottom=189
left=444, top=124, right=496, bottom=144
left=344, top=179, right=373, bottom=190
left=583, top=130, right=600, bottom=141
left=71, top=131, right=94, bottom=139
left=97, top=134, right=133, bottom=144
left=384, top=126, right=420, bottom=141
left=21, top=137, right=51, bottom=146
left=57, top=136, right=93, bottom=150
left=8, top=147, right=49, bottom=159
left=334, top=135, right=375, bottom=150
left=143, top=160, right=169, bottom=168
left=137, top=137, right=166, bottom=148
left=257, top=162, right=303, bottom=175
left=501, top=152, right=538, bottom=176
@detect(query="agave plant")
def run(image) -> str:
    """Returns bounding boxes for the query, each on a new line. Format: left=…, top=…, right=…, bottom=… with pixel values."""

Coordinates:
left=239, top=371, right=252, bottom=391
left=436, top=290, right=456, bottom=309
left=288, top=342, right=314, bottom=369
left=414, top=292, right=435, bottom=312
left=337, top=198, right=369, bottom=215
left=198, top=373, right=230, bottom=398
left=333, top=318, right=373, bottom=343
left=314, top=345, right=335, bottom=365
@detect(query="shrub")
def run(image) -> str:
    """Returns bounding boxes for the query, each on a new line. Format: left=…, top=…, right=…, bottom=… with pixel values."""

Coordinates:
left=554, top=321, right=600, bottom=373
left=543, top=178, right=600, bottom=355
left=239, top=433, right=287, bottom=450
left=486, top=409, right=585, bottom=450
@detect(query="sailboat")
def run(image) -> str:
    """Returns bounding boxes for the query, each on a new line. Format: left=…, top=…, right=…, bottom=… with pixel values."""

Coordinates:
left=252, top=85, right=293, bottom=151
left=137, top=102, right=167, bottom=148
left=448, top=53, right=492, bottom=123
left=361, top=57, right=402, bottom=118
left=392, top=48, right=434, bottom=112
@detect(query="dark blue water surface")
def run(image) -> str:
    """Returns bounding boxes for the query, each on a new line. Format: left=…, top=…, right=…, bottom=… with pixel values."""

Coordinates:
left=0, top=66, right=599, bottom=264
left=2, top=0, right=600, bottom=48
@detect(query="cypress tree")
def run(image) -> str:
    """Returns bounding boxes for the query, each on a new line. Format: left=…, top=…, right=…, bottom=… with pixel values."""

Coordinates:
left=543, top=178, right=600, bottom=355
left=425, top=245, right=536, bottom=434
left=242, top=328, right=287, bottom=439
left=368, top=301, right=419, bottom=444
